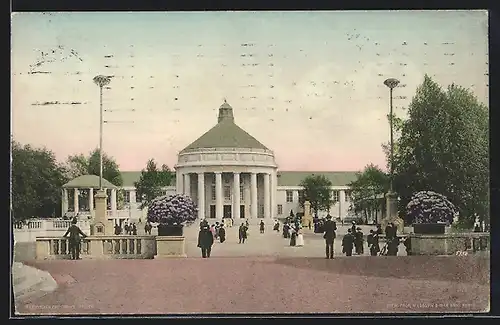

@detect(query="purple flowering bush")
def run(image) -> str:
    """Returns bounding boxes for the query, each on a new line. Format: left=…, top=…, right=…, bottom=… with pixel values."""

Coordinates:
left=147, top=194, right=197, bottom=226
left=406, top=191, right=458, bottom=224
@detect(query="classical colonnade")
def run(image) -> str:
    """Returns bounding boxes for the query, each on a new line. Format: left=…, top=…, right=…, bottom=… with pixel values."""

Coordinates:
left=176, top=171, right=277, bottom=220
left=62, top=188, right=118, bottom=215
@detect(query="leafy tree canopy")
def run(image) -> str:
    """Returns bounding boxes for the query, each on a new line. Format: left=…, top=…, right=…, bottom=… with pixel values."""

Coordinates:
left=392, top=75, right=489, bottom=226
left=348, top=164, right=389, bottom=219
left=299, top=174, right=333, bottom=216
left=65, top=148, right=123, bottom=186
left=134, top=159, right=174, bottom=209
left=12, top=141, right=69, bottom=221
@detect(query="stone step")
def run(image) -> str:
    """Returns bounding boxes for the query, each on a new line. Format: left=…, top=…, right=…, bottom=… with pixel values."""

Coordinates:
left=12, top=263, right=58, bottom=305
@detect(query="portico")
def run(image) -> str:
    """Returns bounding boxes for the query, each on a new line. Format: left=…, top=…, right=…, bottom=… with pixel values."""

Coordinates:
left=61, top=175, right=120, bottom=222
left=174, top=101, right=278, bottom=222
left=177, top=170, right=276, bottom=221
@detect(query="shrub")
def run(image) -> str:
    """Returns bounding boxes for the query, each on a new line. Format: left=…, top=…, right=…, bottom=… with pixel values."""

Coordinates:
left=406, top=191, right=458, bottom=224
left=146, top=194, right=197, bottom=226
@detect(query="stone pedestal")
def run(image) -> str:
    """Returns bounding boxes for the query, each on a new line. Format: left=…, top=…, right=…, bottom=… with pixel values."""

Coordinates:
left=92, top=190, right=112, bottom=236
left=302, top=201, right=313, bottom=228
left=155, top=236, right=187, bottom=258
left=381, top=191, right=404, bottom=233
left=410, top=233, right=490, bottom=255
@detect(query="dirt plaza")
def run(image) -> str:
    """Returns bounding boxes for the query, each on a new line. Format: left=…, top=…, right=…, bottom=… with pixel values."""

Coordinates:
left=15, top=225, right=489, bottom=315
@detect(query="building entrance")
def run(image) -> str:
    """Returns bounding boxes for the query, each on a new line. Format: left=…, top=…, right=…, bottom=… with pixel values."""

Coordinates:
left=240, top=205, right=245, bottom=218
left=209, top=205, right=215, bottom=218
left=223, top=205, right=231, bottom=218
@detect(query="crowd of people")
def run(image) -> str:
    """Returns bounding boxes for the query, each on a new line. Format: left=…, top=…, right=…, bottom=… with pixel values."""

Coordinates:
left=113, top=222, right=138, bottom=235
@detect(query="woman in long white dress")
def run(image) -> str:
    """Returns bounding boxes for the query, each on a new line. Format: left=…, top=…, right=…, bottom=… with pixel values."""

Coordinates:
left=296, top=227, right=305, bottom=247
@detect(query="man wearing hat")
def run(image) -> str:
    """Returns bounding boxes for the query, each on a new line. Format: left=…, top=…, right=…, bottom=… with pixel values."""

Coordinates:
left=354, top=226, right=364, bottom=255
left=197, top=223, right=214, bottom=258
left=63, top=217, right=88, bottom=260
left=350, top=221, right=357, bottom=236
left=323, top=214, right=337, bottom=259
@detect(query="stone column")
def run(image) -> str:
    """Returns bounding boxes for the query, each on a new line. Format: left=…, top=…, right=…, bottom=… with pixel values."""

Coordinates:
left=197, top=172, right=205, bottom=219
left=62, top=189, right=69, bottom=215
left=184, top=173, right=191, bottom=197
left=233, top=172, right=241, bottom=220
left=250, top=172, right=258, bottom=219
left=176, top=171, right=183, bottom=194
left=215, top=172, right=223, bottom=219
left=271, top=171, right=277, bottom=219
left=111, top=189, right=117, bottom=213
left=89, top=188, right=94, bottom=211
left=73, top=188, right=79, bottom=214
left=244, top=175, right=251, bottom=219
left=339, top=190, right=346, bottom=221
left=263, top=173, right=271, bottom=219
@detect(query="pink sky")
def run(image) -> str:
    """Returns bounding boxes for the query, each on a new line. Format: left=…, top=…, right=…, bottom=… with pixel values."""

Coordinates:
left=11, top=11, right=488, bottom=172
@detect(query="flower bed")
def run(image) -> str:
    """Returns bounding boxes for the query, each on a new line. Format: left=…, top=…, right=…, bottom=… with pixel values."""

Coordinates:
left=406, top=191, right=457, bottom=235
left=147, top=194, right=197, bottom=236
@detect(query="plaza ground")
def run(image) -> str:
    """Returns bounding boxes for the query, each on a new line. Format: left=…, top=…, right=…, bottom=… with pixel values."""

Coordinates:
left=14, top=224, right=490, bottom=315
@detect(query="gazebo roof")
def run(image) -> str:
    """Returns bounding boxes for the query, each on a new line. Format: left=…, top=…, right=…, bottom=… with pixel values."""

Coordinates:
left=62, top=175, right=118, bottom=189
left=180, top=101, right=269, bottom=153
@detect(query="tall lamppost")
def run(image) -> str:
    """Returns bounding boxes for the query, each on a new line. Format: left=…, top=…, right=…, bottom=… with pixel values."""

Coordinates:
left=383, top=77, right=400, bottom=220
left=92, top=75, right=111, bottom=190
left=92, top=75, right=111, bottom=236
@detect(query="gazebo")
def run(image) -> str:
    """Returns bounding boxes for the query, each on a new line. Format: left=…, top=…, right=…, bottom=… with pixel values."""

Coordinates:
left=62, top=175, right=118, bottom=218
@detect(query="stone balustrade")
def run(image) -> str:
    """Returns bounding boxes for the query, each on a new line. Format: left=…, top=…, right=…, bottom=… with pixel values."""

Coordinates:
left=35, top=235, right=156, bottom=260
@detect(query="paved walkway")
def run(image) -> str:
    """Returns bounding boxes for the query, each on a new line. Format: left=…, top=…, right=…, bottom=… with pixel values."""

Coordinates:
left=13, top=224, right=489, bottom=315
left=16, top=256, right=489, bottom=315
left=180, top=224, right=408, bottom=258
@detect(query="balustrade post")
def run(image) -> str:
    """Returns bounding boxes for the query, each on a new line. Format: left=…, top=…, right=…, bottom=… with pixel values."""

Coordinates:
left=88, top=238, right=104, bottom=257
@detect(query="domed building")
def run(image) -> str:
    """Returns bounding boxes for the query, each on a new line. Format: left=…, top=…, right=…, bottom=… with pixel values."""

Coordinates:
left=174, top=100, right=278, bottom=220
left=61, top=101, right=366, bottom=226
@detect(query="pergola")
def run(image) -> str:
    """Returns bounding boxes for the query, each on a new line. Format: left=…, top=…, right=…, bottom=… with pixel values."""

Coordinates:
left=62, top=175, right=118, bottom=216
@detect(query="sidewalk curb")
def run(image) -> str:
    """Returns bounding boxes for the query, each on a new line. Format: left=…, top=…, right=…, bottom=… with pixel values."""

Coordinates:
left=12, top=262, right=58, bottom=311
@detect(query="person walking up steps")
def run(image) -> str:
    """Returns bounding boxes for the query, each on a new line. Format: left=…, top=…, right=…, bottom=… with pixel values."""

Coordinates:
left=239, top=223, right=248, bottom=244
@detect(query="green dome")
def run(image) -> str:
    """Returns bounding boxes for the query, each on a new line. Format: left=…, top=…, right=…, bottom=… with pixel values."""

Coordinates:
left=62, top=174, right=117, bottom=189
left=181, top=101, right=269, bottom=153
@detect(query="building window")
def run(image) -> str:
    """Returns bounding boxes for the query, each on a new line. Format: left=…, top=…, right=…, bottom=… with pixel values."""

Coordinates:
left=332, top=190, right=339, bottom=203
left=124, top=190, right=130, bottom=203
left=277, top=204, right=283, bottom=215
left=298, top=190, right=305, bottom=203
left=211, top=184, right=216, bottom=201
left=259, top=204, right=264, bottom=217
left=286, top=190, right=293, bottom=202
left=224, top=185, right=231, bottom=200
left=240, top=184, right=244, bottom=201
left=136, top=192, right=142, bottom=203
left=345, top=190, right=351, bottom=202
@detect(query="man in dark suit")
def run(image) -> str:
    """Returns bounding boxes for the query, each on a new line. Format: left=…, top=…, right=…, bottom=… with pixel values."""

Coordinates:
left=197, top=224, right=214, bottom=258
left=323, top=214, right=337, bottom=259
left=63, top=218, right=88, bottom=260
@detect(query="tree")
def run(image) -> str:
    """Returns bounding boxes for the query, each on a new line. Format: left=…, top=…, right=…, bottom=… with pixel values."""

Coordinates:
left=134, top=159, right=174, bottom=209
left=392, top=75, right=489, bottom=227
left=65, top=148, right=123, bottom=186
left=348, top=164, right=389, bottom=224
left=298, top=174, right=333, bottom=217
left=12, top=141, right=69, bottom=221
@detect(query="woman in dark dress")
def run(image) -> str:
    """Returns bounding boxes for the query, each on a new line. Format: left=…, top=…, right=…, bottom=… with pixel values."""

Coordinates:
left=219, top=225, right=226, bottom=243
